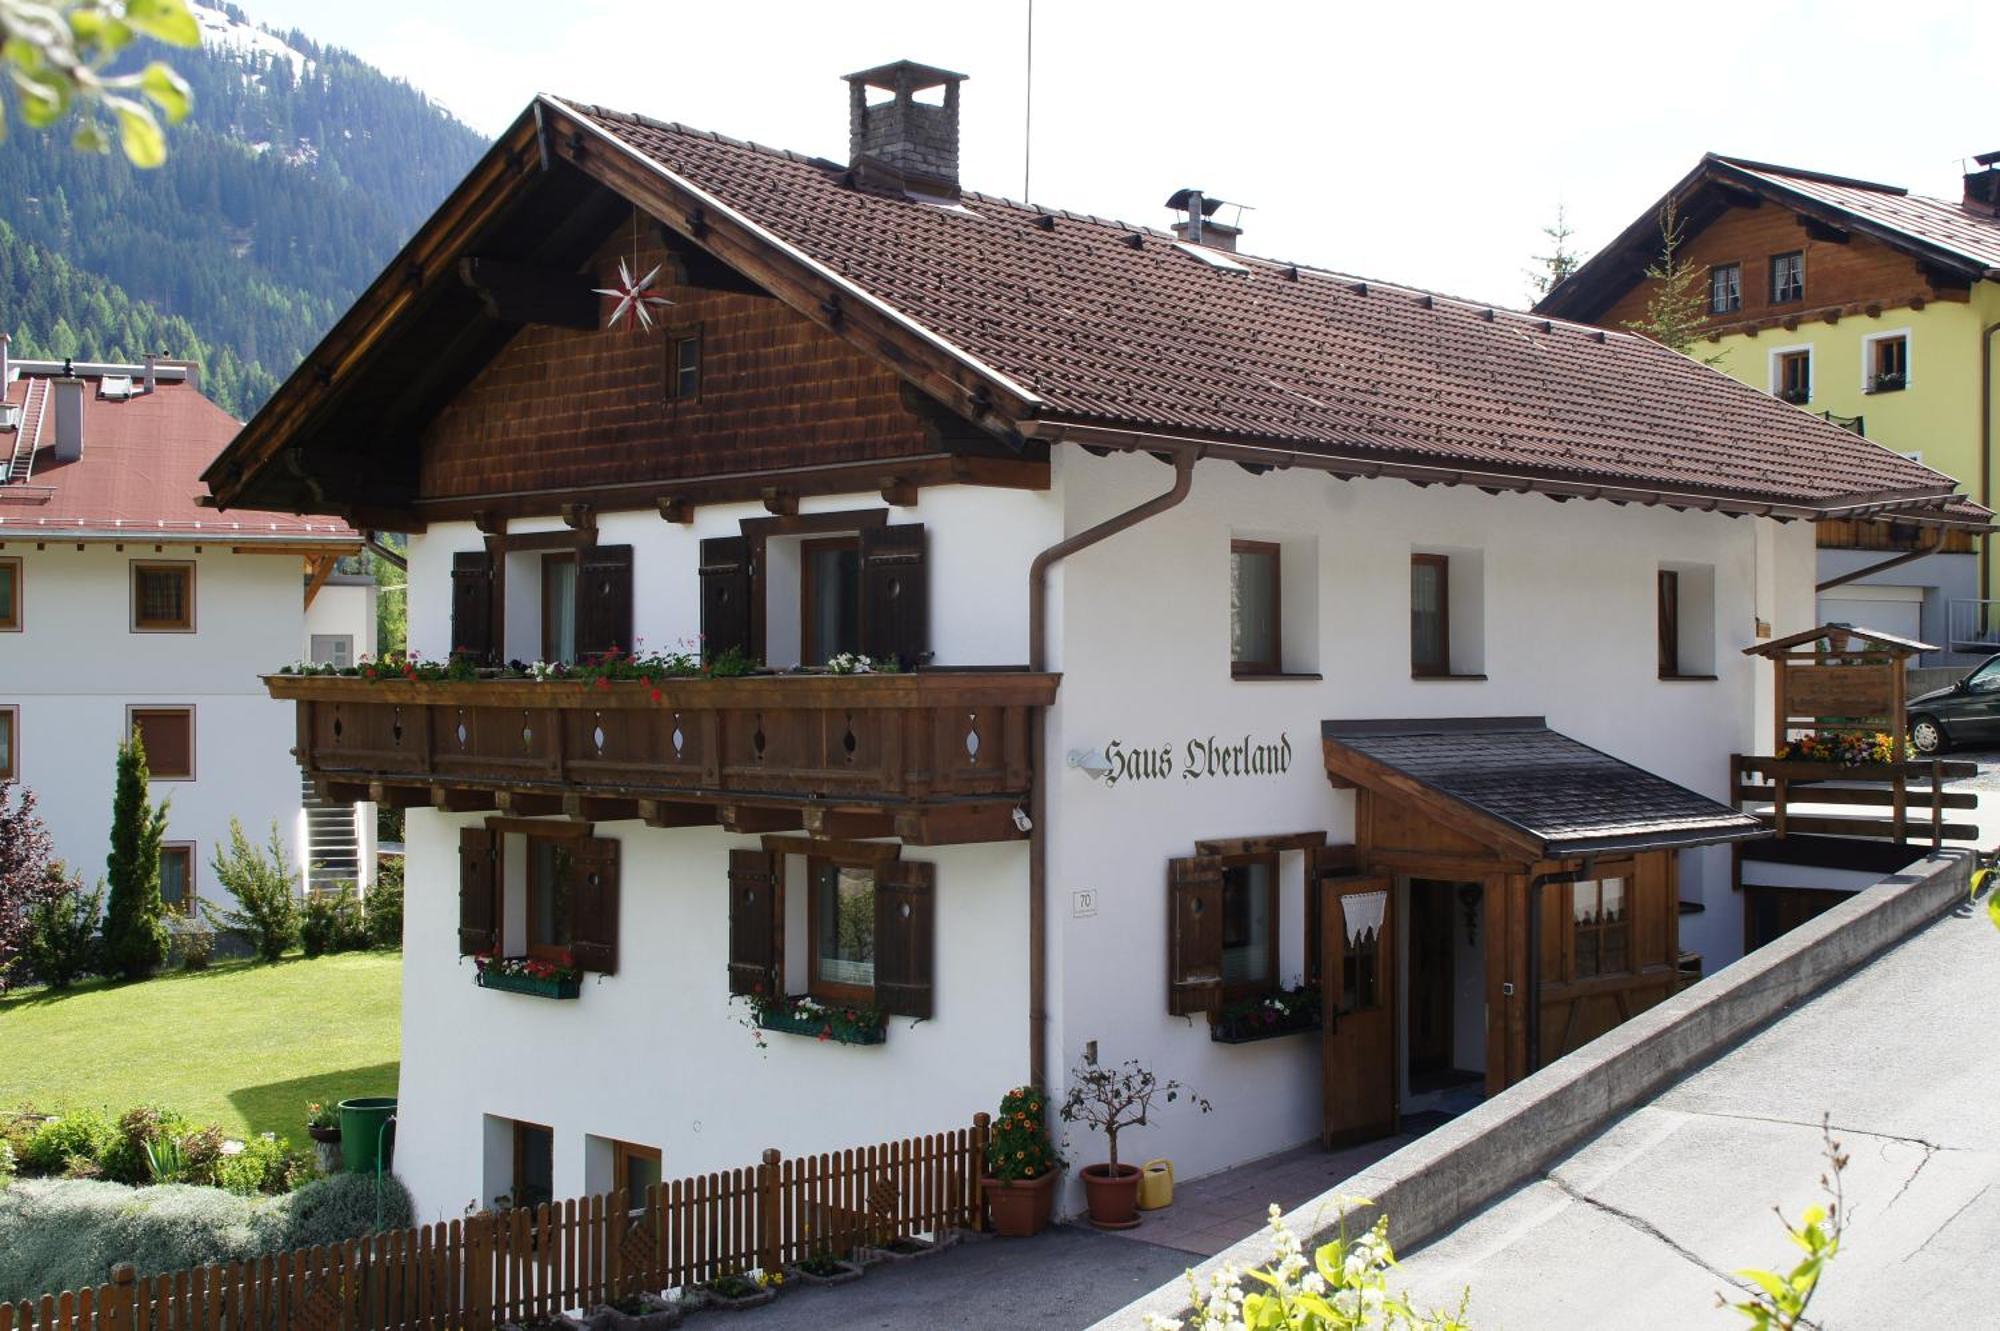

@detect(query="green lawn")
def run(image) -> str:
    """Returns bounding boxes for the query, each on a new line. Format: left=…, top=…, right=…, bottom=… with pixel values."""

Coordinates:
left=0, top=952, right=399, bottom=1142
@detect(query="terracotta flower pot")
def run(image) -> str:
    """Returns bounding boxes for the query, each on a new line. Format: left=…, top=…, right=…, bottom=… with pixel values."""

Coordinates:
left=984, top=1170, right=1058, bottom=1237
left=1080, top=1162, right=1143, bottom=1230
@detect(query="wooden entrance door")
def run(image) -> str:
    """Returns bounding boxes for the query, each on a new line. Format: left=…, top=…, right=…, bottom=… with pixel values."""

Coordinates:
left=1321, top=874, right=1396, bottom=1147
left=1406, top=882, right=1455, bottom=1083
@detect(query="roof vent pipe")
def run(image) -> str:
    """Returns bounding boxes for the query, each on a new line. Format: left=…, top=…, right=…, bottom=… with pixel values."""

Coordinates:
left=144, top=352, right=158, bottom=394
left=1166, top=188, right=1246, bottom=252
left=52, top=373, right=84, bottom=464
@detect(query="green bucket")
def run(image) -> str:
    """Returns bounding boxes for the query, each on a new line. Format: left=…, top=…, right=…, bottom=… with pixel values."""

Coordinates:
left=338, top=1097, right=398, bottom=1175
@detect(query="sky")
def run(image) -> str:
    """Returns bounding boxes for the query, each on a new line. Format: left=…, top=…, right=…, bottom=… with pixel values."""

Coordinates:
left=241, top=0, right=2000, bottom=310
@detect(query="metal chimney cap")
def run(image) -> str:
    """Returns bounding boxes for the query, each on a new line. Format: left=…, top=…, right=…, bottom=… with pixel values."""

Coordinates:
left=843, top=60, right=968, bottom=92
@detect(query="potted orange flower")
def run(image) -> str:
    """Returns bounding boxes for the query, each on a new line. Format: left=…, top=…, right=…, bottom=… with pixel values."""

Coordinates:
left=982, top=1086, right=1062, bottom=1237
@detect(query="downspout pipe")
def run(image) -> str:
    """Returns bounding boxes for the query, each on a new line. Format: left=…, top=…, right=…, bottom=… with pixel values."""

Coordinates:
left=1983, top=319, right=2000, bottom=600
left=1025, top=448, right=1197, bottom=1090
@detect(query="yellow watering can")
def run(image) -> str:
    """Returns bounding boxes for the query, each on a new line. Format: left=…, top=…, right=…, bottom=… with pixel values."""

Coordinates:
left=1137, top=1158, right=1174, bottom=1210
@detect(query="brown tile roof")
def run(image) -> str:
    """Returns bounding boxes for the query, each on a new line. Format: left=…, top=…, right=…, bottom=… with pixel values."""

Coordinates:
left=1322, top=717, right=1768, bottom=857
left=563, top=101, right=1975, bottom=519
left=1718, top=157, right=2000, bottom=273
left=0, top=365, right=357, bottom=543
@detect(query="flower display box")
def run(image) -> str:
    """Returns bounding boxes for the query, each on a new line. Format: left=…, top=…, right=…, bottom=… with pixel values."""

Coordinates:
left=1209, top=987, right=1323, bottom=1044
left=1209, top=1010, right=1323, bottom=1044
left=756, top=1008, right=885, bottom=1045
left=477, top=970, right=582, bottom=1000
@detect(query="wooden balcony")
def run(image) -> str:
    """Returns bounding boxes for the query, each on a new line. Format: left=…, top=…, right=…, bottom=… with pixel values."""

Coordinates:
left=269, top=671, right=1059, bottom=845
left=1732, top=754, right=1978, bottom=846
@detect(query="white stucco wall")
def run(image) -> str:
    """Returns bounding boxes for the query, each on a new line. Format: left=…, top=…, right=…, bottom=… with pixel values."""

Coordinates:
left=0, top=545, right=307, bottom=907
left=302, top=577, right=378, bottom=663
left=388, top=452, right=1823, bottom=1221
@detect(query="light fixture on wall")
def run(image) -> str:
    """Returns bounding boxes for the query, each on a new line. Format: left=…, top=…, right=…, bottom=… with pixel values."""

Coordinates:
left=1458, top=883, right=1482, bottom=946
left=1066, top=748, right=1112, bottom=780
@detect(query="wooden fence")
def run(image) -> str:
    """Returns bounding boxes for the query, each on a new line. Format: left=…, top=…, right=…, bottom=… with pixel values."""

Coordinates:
left=1, top=1114, right=991, bottom=1331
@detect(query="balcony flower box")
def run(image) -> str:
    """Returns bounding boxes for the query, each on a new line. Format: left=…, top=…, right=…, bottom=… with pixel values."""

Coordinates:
left=474, top=953, right=582, bottom=1000
left=739, top=992, right=886, bottom=1046
left=1209, top=985, right=1323, bottom=1044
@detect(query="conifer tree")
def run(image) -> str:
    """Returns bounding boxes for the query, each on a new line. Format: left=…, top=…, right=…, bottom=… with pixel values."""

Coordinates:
left=1622, top=200, right=1722, bottom=363
left=102, top=732, right=171, bottom=979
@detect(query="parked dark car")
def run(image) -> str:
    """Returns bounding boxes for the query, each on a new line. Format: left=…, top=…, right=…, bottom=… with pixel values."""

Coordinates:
left=1908, top=654, right=2000, bottom=754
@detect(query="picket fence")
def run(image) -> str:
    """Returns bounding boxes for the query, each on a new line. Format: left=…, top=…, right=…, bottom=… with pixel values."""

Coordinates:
left=0, top=1114, right=992, bottom=1330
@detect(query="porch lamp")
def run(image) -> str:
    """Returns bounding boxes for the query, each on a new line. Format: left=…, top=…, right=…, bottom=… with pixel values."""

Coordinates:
left=1066, top=748, right=1113, bottom=780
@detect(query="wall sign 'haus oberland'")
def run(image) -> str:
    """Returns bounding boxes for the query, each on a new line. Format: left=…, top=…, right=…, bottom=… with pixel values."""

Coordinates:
left=200, top=56, right=1988, bottom=1224
left=1102, top=733, right=1295, bottom=786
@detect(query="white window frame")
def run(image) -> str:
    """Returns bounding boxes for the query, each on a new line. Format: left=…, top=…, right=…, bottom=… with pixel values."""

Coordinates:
left=1767, top=343, right=1814, bottom=404
left=1860, top=328, right=1913, bottom=394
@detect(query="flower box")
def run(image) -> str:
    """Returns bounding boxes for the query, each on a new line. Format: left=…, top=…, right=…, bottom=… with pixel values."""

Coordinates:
left=1209, top=986, right=1323, bottom=1044
left=789, top=1256, right=864, bottom=1287
left=1209, top=1010, right=1322, bottom=1044
left=755, top=1007, right=885, bottom=1045
left=591, top=1292, right=681, bottom=1330
left=477, top=970, right=582, bottom=1000
left=699, top=1275, right=776, bottom=1311
left=863, top=1234, right=943, bottom=1263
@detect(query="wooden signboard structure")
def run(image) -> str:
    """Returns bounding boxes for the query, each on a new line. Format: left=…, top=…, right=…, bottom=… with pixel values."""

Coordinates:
left=1735, top=624, right=1973, bottom=846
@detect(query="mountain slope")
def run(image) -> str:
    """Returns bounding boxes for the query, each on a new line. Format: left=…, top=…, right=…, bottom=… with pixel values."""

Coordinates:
left=0, top=3, right=488, bottom=418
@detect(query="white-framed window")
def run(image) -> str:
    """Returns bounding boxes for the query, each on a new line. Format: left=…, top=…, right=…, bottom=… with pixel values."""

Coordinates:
left=1709, top=263, right=1742, bottom=314
left=309, top=634, right=355, bottom=669
left=1861, top=329, right=1911, bottom=395
left=1768, top=344, right=1813, bottom=405
left=1410, top=546, right=1485, bottom=679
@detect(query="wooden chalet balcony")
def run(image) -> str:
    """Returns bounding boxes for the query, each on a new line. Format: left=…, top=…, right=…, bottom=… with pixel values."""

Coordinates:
left=269, top=671, right=1059, bottom=845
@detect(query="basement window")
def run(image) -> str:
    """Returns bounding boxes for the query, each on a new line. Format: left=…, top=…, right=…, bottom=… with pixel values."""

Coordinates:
left=160, top=843, right=194, bottom=914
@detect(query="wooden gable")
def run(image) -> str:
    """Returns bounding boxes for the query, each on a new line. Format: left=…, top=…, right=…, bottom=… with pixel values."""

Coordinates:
left=419, top=227, right=935, bottom=502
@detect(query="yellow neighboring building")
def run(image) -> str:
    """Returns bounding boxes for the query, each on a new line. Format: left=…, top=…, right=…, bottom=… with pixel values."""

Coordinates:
left=1539, top=152, right=2000, bottom=663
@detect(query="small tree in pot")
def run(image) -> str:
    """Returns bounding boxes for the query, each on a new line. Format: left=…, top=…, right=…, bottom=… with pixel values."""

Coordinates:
left=1059, top=1057, right=1209, bottom=1230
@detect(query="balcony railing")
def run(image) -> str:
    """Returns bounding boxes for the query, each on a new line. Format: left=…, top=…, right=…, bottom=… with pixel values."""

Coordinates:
left=269, top=671, right=1059, bottom=845
left=1947, top=599, right=2000, bottom=655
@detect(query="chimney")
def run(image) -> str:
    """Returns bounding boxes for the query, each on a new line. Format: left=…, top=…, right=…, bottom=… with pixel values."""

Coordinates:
left=1965, top=150, right=2000, bottom=216
left=843, top=60, right=968, bottom=199
left=1166, top=188, right=1245, bottom=253
left=52, top=371, right=83, bottom=464
left=143, top=352, right=158, bottom=394
left=1, top=333, right=10, bottom=390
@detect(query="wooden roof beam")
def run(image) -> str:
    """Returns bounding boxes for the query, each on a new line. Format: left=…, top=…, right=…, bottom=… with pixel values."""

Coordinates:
left=458, top=256, right=599, bottom=329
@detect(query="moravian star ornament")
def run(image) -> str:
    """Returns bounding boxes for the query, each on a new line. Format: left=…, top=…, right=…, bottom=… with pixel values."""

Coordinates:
left=593, top=257, right=675, bottom=331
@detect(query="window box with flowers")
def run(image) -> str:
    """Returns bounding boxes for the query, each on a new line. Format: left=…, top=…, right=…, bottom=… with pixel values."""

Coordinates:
left=735, top=990, right=886, bottom=1046
left=1209, top=983, right=1323, bottom=1044
left=474, top=953, right=583, bottom=1000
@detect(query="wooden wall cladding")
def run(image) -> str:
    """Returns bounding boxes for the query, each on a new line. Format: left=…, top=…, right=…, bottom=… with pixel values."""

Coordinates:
left=418, top=227, right=934, bottom=500
left=1598, top=203, right=1949, bottom=331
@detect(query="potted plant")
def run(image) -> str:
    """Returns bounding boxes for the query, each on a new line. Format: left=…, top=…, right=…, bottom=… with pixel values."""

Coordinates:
left=982, top=1085, right=1063, bottom=1237
left=701, top=1270, right=779, bottom=1311
left=1059, top=1057, right=1210, bottom=1230
left=305, top=1101, right=342, bottom=1174
left=590, top=1291, right=680, bottom=1330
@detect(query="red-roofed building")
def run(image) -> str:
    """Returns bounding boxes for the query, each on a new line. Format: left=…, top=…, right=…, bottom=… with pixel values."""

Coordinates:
left=199, top=69, right=1988, bottom=1224
left=0, top=349, right=372, bottom=925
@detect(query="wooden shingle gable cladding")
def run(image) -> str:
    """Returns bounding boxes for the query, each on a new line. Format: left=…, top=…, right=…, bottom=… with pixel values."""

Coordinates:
left=418, top=231, right=941, bottom=503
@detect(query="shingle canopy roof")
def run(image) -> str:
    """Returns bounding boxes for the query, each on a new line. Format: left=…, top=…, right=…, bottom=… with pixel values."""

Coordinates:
left=1322, top=717, right=1767, bottom=857
left=566, top=102, right=1970, bottom=517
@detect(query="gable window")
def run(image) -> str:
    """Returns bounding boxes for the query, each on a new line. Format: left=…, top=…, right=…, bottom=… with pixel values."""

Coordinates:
left=1572, top=876, right=1629, bottom=979
left=800, top=538, right=863, bottom=667
left=0, top=557, right=19, bottom=631
left=1866, top=333, right=1909, bottom=394
left=1709, top=263, right=1742, bottom=314
left=1410, top=554, right=1450, bottom=677
left=1769, top=251, right=1805, bottom=304
left=131, top=561, right=194, bottom=632
left=1229, top=540, right=1281, bottom=677
left=160, top=843, right=194, bottom=914
left=1774, top=348, right=1811, bottom=405
left=128, top=706, right=194, bottom=780
left=0, top=706, right=16, bottom=782
left=541, top=553, right=578, bottom=664
left=670, top=332, right=701, bottom=401
left=1219, top=854, right=1277, bottom=998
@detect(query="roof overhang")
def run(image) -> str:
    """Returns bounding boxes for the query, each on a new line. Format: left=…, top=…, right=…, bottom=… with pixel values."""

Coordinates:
left=1322, top=716, right=1770, bottom=861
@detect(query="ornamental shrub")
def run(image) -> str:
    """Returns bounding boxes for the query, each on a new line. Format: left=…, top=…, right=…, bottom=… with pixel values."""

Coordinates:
left=215, top=1135, right=311, bottom=1197
left=103, top=1104, right=198, bottom=1185
left=280, top=1172, right=414, bottom=1249
left=22, top=867, right=101, bottom=989
left=18, top=1108, right=118, bottom=1177
left=205, top=820, right=299, bottom=962
left=985, top=1085, right=1061, bottom=1182
left=0, top=786, right=60, bottom=992
left=300, top=885, right=366, bottom=958
left=102, top=733, right=172, bottom=979
left=365, top=857, right=404, bottom=948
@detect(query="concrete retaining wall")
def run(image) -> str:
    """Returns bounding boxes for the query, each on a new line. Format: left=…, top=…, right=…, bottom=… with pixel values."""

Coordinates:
left=1099, top=848, right=1975, bottom=1329
left=1909, top=665, right=1973, bottom=696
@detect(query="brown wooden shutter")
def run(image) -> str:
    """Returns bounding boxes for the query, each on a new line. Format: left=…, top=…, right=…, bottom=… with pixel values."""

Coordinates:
left=699, top=536, right=753, bottom=664
left=458, top=826, right=499, bottom=955
left=576, top=544, right=635, bottom=663
left=130, top=709, right=193, bottom=780
left=451, top=550, right=495, bottom=664
left=1657, top=570, right=1680, bottom=677
left=569, top=835, right=621, bottom=974
left=874, top=859, right=936, bottom=1019
left=727, top=848, right=780, bottom=996
left=858, top=523, right=927, bottom=668
left=1167, top=855, right=1224, bottom=1015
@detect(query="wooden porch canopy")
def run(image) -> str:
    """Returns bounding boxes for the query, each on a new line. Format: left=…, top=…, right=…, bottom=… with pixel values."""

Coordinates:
left=1322, top=717, right=1769, bottom=860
